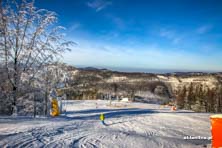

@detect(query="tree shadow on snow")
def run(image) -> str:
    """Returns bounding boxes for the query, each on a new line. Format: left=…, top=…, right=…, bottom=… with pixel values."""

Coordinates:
left=65, top=108, right=144, bottom=115
left=61, top=108, right=157, bottom=120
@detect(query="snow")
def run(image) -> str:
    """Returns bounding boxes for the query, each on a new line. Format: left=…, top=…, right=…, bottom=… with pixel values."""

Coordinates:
left=0, top=100, right=212, bottom=148
left=210, top=114, right=222, bottom=118
left=121, top=98, right=129, bottom=102
left=106, top=76, right=128, bottom=82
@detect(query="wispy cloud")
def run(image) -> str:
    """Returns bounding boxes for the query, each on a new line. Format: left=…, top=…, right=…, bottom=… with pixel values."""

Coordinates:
left=159, top=29, right=174, bottom=38
left=105, top=14, right=125, bottom=29
left=159, top=28, right=182, bottom=44
left=196, top=25, right=212, bottom=34
left=69, top=23, right=81, bottom=31
left=172, top=37, right=182, bottom=44
left=86, top=0, right=112, bottom=12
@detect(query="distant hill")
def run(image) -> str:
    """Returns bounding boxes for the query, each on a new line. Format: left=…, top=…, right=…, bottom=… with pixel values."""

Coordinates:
left=77, top=67, right=109, bottom=71
left=63, top=65, right=222, bottom=110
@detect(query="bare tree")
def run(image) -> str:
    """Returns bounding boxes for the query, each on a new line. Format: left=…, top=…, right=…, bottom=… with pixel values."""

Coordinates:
left=0, top=0, right=73, bottom=115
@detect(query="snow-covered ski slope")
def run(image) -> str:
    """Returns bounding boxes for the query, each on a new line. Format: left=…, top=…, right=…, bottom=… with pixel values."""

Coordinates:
left=0, top=100, right=212, bottom=148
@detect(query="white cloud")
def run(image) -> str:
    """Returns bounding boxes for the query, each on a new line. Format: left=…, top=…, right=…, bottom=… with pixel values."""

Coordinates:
left=196, top=25, right=212, bottom=34
left=86, top=0, right=112, bottom=12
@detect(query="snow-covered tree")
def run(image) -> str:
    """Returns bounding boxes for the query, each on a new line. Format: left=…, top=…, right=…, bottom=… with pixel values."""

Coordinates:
left=0, top=0, right=73, bottom=115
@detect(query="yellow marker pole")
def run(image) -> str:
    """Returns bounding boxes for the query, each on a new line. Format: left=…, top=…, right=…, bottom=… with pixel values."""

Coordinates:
left=210, top=114, right=222, bottom=148
left=51, top=98, right=60, bottom=116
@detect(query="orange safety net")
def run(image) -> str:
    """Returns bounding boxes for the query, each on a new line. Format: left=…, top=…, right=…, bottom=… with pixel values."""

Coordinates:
left=210, top=114, right=222, bottom=148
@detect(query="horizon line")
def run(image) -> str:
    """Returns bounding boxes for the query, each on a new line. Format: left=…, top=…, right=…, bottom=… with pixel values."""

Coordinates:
left=68, top=64, right=222, bottom=74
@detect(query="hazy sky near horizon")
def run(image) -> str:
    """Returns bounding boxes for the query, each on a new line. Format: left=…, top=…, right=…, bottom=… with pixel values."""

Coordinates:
left=36, top=0, right=222, bottom=72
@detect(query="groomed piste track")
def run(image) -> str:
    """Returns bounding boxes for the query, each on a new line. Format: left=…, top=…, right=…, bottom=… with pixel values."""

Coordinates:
left=0, top=100, right=212, bottom=148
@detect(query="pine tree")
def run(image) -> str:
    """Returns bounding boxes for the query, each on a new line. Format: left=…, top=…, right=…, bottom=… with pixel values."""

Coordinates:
left=206, top=88, right=216, bottom=112
left=193, top=84, right=205, bottom=112
left=185, top=83, right=194, bottom=110
left=215, top=85, right=222, bottom=113
left=219, top=85, right=222, bottom=112
left=176, top=86, right=186, bottom=109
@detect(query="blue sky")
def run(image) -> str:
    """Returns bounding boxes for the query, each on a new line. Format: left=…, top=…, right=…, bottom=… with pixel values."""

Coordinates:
left=36, top=0, right=222, bottom=72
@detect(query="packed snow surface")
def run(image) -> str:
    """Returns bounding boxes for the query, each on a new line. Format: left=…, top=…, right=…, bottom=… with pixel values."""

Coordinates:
left=0, top=100, right=212, bottom=148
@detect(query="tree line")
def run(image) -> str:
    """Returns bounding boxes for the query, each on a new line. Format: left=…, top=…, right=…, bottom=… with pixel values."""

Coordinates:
left=176, top=83, right=222, bottom=113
